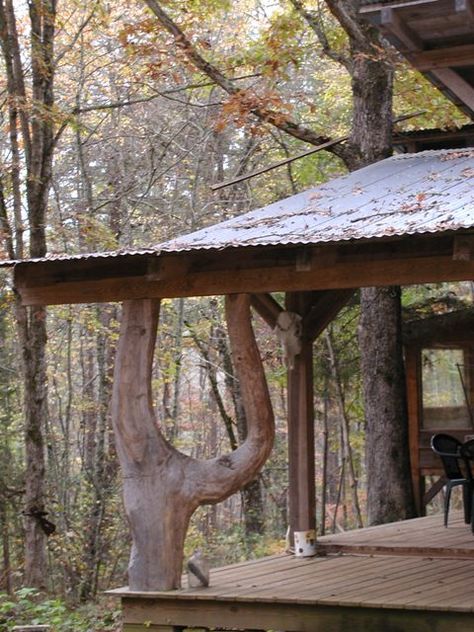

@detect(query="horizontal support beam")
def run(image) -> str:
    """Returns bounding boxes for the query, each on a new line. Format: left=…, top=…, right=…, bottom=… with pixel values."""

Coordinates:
left=14, top=236, right=474, bottom=305
left=410, top=44, right=474, bottom=71
left=360, top=0, right=439, bottom=13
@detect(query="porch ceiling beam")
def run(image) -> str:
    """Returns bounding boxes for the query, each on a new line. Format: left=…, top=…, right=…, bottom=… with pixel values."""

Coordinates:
left=429, top=68, right=474, bottom=113
left=14, top=235, right=474, bottom=305
left=380, top=7, right=423, bottom=51
left=359, top=0, right=439, bottom=13
left=409, top=44, right=474, bottom=71
left=455, top=0, right=474, bottom=24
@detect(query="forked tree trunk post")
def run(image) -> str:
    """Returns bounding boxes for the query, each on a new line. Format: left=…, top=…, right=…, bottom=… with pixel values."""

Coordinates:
left=111, top=295, right=274, bottom=591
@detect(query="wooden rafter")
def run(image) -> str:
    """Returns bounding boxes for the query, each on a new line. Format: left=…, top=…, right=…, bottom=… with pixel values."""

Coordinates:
left=410, top=44, right=474, bottom=71
left=303, top=289, right=355, bottom=342
left=380, top=7, right=422, bottom=51
left=362, top=0, right=474, bottom=119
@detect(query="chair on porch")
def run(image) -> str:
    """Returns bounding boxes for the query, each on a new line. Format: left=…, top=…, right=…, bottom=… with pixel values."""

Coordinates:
left=461, top=439, right=474, bottom=533
left=431, top=433, right=473, bottom=527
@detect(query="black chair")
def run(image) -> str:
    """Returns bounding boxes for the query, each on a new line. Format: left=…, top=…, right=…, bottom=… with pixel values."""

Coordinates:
left=431, top=433, right=473, bottom=527
left=461, top=439, right=474, bottom=533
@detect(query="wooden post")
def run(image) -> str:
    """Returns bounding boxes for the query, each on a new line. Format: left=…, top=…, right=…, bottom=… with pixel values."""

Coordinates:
left=405, top=346, right=423, bottom=516
left=284, top=290, right=354, bottom=550
left=286, top=292, right=316, bottom=549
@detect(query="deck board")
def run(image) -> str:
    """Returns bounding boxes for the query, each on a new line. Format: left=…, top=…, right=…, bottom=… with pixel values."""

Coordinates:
left=113, top=555, right=474, bottom=612
left=316, top=511, right=474, bottom=558
left=112, top=512, right=474, bottom=630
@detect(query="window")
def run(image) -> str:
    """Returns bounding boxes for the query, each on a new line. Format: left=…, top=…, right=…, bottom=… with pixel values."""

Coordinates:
left=421, top=348, right=471, bottom=429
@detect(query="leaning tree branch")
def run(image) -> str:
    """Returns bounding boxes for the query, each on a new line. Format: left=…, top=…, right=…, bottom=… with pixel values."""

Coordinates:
left=73, top=74, right=260, bottom=114
left=194, top=294, right=275, bottom=504
left=142, top=0, right=347, bottom=157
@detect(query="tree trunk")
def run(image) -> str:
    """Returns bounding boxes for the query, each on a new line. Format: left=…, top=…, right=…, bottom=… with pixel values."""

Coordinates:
left=359, top=287, right=416, bottom=523
left=0, top=0, right=57, bottom=588
left=326, top=1, right=417, bottom=524
left=111, top=295, right=274, bottom=590
left=21, top=305, right=48, bottom=588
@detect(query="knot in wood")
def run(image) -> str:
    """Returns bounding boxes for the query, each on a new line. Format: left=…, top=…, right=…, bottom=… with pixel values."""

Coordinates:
left=217, top=454, right=234, bottom=469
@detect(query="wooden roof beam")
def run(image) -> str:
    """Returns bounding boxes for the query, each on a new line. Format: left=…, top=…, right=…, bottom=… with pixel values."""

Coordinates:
left=380, top=7, right=423, bottom=51
left=359, top=0, right=439, bottom=13
left=429, top=68, right=474, bottom=113
left=410, top=44, right=474, bottom=71
left=14, top=235, right=474, bottom=306
left=303, top=290, right=355, bottom=342
left=455, top=0, right=474, bottom=25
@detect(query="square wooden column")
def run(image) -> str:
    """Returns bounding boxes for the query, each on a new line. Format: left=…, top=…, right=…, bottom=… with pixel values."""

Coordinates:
left=285, top=292, right=316, bottom=545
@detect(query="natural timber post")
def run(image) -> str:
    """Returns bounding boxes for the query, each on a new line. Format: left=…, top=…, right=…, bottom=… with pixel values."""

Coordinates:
left=285, top=292, right=316, bottom=551
left=111, top=294, right=274, bottom=590
left=284, top=290, right=354, bottom=550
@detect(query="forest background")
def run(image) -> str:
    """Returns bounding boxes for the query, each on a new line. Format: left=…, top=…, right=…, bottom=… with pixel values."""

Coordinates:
left=0, top=0, right=471, bottom=629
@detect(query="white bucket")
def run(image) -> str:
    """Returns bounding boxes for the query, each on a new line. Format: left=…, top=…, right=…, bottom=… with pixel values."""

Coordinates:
left=294, top=529, right=316, bottom=557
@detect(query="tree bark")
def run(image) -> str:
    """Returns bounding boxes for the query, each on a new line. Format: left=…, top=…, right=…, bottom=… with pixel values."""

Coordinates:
left=0, top=0, right=57, bottom=588
left=325, top=0, right=417, bottom=524
left=111, top=294, right=274, bottom=590
left=359, top=287, right=415, bottom=523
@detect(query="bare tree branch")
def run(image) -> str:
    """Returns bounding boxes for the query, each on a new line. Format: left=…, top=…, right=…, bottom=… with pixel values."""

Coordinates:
left=289, top=0, right=352, bottom=70
left=54, top=0, right=99, bottom=66
left=142, top=0, right=347, bottom=157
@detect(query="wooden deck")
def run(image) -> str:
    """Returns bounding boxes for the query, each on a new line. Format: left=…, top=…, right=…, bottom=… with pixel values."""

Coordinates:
left=317, top=510, right=474, bottom=559
left=112, top=512, right=474, bottom=631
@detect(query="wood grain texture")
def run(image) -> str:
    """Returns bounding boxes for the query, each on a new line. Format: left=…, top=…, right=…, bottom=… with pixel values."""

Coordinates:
left=111, top=295, right=274, bottom=590
left=14, top=236, right=474, bottom=306
left=121, top=601, right=474, bottom=632
left=286, top=293, right=316, bottom=542
left=317, top=511, right=474, bottom=558
left=114, top=518, right=474, bottom=630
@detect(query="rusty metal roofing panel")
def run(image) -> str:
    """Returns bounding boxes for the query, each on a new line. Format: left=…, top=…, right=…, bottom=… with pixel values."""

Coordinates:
left=4, top=148, right=474, bottom=268
left=158, top=148, right=474, bottom=253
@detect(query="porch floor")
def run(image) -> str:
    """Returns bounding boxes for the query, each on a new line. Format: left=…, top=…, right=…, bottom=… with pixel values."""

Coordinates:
left=112, top=512, right=474, bottom=631
left=316, top=510, right=474, bottom=559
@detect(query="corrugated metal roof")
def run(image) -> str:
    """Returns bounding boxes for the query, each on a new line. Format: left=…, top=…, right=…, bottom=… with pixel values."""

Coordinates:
left=3, top=148, right=473, bottom=268
left=159, top=148, right=474, bottom=253
left=0, top=248, right=159, bottom=267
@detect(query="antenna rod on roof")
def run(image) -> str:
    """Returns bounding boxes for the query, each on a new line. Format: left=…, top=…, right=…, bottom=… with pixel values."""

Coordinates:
left=210, top=110, right=426, bottom=192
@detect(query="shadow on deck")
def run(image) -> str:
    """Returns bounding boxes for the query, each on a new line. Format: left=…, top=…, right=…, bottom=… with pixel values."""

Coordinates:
left=111, top=512, right=474, bottom=632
